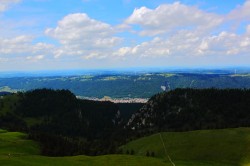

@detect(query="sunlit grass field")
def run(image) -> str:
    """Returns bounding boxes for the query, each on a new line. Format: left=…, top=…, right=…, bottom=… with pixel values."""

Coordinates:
left=122, top=128, right=250, bottom=166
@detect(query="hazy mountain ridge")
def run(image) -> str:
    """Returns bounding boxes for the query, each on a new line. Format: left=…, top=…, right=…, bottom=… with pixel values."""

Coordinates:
left=1, top=72, right=250, bottom=98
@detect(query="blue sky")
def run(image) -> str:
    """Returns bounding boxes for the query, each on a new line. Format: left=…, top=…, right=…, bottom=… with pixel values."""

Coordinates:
left=0, top=0, right=250, bottom=71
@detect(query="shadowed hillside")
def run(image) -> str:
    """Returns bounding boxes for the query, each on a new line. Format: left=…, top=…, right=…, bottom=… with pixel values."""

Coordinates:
left=127, top=88, right=250, bottom=133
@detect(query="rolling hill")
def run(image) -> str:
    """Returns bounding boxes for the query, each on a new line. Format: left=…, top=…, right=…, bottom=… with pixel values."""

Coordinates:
left=0, top=129, right=168, bottom=166
left=2, top=128, right=250, bottom=165
left=121, top=128, right=250, bottom=166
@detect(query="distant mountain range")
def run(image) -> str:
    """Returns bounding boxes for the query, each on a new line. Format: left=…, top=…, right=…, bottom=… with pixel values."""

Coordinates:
left=0, top=91, right=12, bottom=96
left=1, top=67, right=250, bottom=77
left=1, top=71, right=250, bottom=98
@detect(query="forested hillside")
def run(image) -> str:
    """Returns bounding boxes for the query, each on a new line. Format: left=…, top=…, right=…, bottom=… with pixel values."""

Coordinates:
left=2, top=88, right=250, bottom=158
left=127, top=88, right=250, bottom=133
left=0, top=89, right=134, bottom=156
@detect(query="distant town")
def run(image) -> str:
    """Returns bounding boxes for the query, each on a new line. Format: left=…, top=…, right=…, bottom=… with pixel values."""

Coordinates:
left=76, top=96, right=148, bottom=103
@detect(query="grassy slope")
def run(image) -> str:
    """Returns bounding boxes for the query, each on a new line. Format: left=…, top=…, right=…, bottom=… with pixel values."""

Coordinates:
left=121, top=128, right=250, bottom=166
left=0, top=129, right=168, bottom=166
left=2, top=128, right=250, bottom=166
left=0, top=129, right=40, bottom=155
left=0, top=155, right=169, bottom=166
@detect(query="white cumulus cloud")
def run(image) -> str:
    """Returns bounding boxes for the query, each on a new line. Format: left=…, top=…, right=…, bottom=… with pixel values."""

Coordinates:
left=111, top=1, right=250, bottom=65
left=0, top=35, right=54, bottom=61
left=125, top=2, right=223, bottom=36
left=45, top=13, right=122, bottom=58
left=113, top=29, right=250, bottom=61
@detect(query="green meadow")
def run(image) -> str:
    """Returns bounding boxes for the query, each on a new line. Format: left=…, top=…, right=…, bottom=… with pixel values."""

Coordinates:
left=2, top=128, right=250, bottom=165
left=121, top=128, right=250, bottom=166
left=0, top=129, right=167, bottom=166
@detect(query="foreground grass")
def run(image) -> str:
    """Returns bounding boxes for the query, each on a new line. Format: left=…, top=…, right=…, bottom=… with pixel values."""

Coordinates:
left=122, top=128, right=250, bottom=166
left=0, top=129, right=167, bottom=166
left=0, top=155, right=169, bottom=166
left=2, top=128, right=250, bottom=165
left=0, top=129, right=40, bottom=156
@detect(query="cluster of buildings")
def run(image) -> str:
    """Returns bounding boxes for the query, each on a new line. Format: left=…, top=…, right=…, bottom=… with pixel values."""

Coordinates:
left=77, top=96, right=148, bottom=103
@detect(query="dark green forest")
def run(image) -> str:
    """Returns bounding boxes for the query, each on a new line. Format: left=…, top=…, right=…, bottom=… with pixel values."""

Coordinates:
left=127, top=88, right=250, bottom=133
left=0, top=89, right=141, bottom=156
